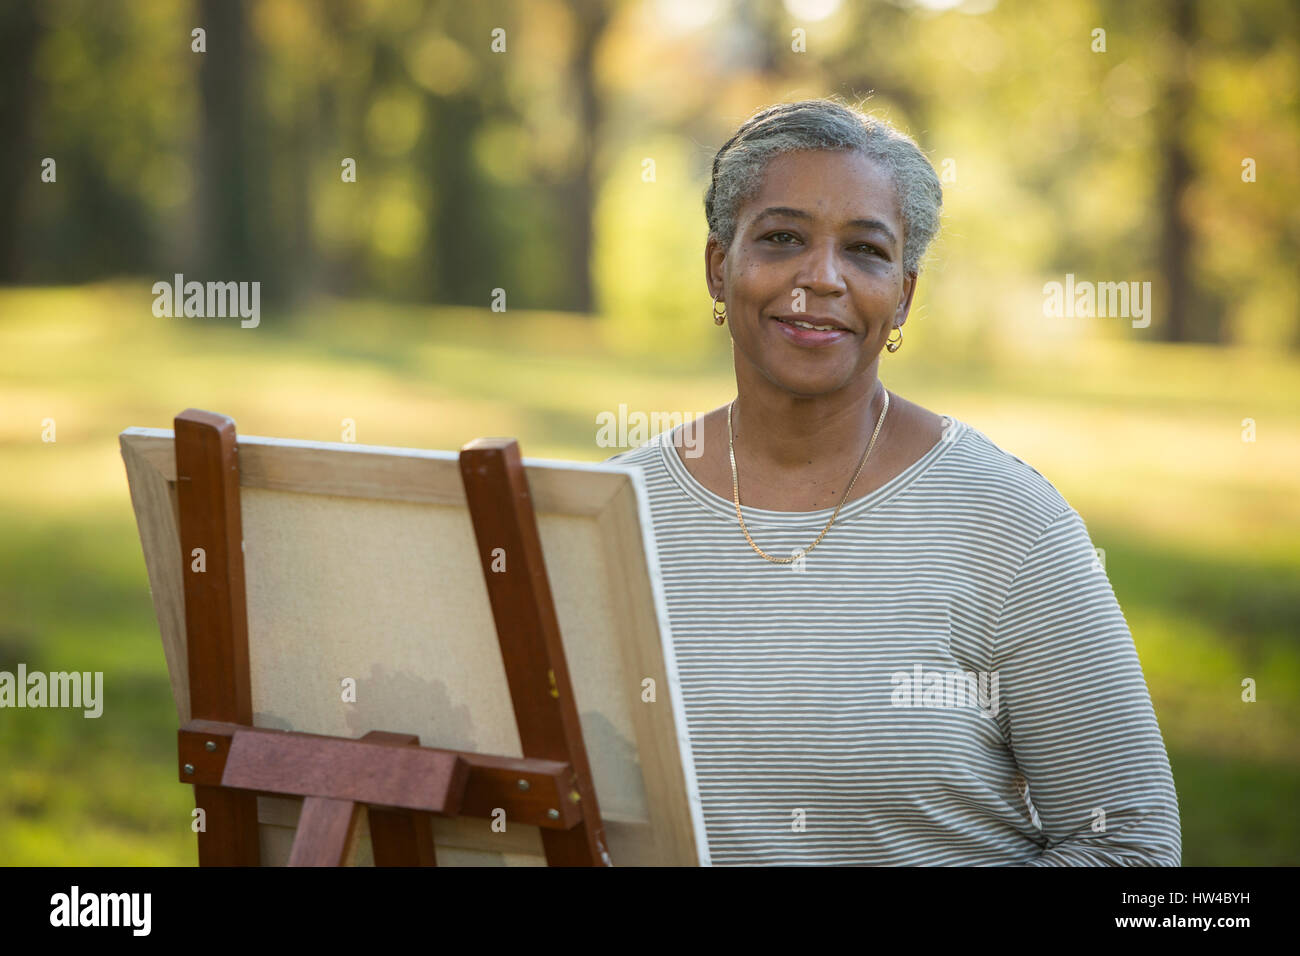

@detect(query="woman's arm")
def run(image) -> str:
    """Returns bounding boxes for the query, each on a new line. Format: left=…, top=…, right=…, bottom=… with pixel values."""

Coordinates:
left=991, top=507, right=1182, bottom=866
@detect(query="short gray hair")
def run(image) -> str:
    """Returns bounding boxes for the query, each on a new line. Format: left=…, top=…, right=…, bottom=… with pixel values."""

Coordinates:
left=705, top=97, right=943, bottom=275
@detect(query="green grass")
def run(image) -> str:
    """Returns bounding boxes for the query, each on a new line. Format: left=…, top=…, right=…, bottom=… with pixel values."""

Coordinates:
left=1, top=281, right=1297, bottom=865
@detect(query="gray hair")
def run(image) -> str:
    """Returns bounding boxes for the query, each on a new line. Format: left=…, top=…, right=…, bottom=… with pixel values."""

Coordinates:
left=705, top=97, right=943, bottom=275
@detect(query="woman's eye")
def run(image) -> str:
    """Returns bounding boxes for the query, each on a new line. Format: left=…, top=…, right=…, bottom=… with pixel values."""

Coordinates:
left=764, top=233, right=882, bottom=258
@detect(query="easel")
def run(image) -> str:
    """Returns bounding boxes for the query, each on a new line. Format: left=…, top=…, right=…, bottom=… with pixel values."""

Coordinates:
left=172, top=409, right=611, bottom=866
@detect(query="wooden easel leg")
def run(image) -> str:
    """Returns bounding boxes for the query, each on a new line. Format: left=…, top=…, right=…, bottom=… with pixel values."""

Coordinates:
left=460, top=439, right=612, bottom=866
left=362, top=730, right=438, bottom=866
left=288, top=797, right=362, bottom=866
left=368, top=808, right=438, bottom=866
left=175, top=409, right=260, bottom=866
left=192, top=784, right=260, bottom=866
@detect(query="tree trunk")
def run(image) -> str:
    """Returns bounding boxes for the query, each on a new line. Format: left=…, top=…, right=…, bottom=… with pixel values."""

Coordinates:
left=196, top=0, right=254, bottom=279
left=0, top=4, right=43, bottom=280
left=561, top=0, right=610, bottom=314
left=1155, top=0, right=1201, bottom=342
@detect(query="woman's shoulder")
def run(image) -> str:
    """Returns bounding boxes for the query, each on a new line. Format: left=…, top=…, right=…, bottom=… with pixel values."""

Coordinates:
left=935, top=417, right=1075, bottom=531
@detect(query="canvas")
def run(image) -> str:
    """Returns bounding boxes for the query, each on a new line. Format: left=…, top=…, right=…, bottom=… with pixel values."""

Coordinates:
left=120, top=425, right=709, bottom=866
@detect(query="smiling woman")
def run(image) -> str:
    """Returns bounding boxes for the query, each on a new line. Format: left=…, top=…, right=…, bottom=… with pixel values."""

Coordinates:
left=605, top=98, right=1181, bottom=866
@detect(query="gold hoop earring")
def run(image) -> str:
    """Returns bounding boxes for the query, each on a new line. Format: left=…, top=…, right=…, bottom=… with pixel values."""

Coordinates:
left=886, top=326, right=903, bottom=352
left=712, top=296, right=727, bottom=325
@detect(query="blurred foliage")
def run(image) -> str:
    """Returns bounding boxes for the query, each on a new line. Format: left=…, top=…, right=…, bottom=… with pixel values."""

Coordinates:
left=0, top=0, right=1296, bottom=347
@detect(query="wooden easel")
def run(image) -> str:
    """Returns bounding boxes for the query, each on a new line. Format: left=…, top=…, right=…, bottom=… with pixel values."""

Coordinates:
left=172, top=408, right=610, bottom=866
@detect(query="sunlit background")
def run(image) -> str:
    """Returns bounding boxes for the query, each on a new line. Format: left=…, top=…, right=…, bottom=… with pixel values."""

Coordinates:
left=0, top=0, right=1296, bottom=865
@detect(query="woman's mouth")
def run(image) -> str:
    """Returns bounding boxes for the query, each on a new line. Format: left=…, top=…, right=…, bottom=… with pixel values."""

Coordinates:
left=770, top=314, right=853, bottom=347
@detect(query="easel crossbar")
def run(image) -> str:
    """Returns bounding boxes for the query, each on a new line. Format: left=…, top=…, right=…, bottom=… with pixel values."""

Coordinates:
left=180, top=719, right=583, bottom=828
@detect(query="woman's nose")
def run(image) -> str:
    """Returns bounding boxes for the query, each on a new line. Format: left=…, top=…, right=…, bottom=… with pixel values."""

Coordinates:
left=794, top=241, right=847, bottom=295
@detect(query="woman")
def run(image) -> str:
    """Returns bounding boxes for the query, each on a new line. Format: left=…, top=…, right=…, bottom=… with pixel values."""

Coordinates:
left=605, top=98, right=1181, bottom=866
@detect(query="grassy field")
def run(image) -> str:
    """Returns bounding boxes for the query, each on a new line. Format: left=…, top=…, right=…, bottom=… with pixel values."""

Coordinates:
left=1, top=281, right=1297, bottom=865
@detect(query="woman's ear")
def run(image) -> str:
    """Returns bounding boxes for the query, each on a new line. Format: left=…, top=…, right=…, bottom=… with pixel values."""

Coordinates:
left=894, top=271, right=918, bottom=326
left=704, top=234, right=726, bottom=299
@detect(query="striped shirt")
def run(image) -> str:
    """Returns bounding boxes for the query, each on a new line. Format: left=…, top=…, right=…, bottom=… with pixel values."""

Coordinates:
left=605, top=413, right=1181, bottom=865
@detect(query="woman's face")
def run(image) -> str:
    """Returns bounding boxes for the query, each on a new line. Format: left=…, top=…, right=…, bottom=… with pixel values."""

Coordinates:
left=707, top=149, right=916, bottom=399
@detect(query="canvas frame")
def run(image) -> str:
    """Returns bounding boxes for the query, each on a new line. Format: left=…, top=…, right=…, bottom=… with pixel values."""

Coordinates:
left=120, top=423, right=709, bottom=866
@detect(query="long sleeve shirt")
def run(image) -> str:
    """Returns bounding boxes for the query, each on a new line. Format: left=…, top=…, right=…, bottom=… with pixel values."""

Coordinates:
left=604, top=413, right=1181, bottom=865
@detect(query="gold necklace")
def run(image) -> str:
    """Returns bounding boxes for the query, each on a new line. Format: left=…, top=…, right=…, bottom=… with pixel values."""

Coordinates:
left=728, top=385, right=890, bottom=564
